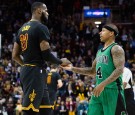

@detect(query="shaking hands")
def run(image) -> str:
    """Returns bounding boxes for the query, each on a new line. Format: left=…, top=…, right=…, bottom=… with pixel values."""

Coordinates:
left=60, top=58, right=73, bottom=71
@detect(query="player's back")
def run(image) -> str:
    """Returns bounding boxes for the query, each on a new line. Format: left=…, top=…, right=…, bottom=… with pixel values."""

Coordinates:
left=47, top=72, right=61, bottom=92
left=16, top=20, right=50, bottom=66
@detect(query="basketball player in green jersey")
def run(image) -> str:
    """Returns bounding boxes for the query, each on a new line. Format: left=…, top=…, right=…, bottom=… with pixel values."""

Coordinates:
left=62, top=24, right=127, bottom=115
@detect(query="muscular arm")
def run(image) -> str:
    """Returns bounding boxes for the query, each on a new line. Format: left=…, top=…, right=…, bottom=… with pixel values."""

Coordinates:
left=101, top=45, right=125, bottom=87
left=72, top=59, right=96, bottom=76
left=40, top=40, right=50, bottom=51
left=12, top=42, right=23, bottom=66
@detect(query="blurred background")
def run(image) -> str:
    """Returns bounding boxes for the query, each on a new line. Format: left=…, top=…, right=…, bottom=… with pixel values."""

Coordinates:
left=0, top=0, right=135, bottom=115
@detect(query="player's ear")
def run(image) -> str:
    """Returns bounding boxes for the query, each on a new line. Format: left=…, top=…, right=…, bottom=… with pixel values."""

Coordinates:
left=110, top=31, right=114, bottom=37
left=37, top=8, right=42, bottom=15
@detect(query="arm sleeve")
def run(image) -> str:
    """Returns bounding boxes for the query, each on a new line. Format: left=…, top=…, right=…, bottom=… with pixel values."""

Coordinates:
left=42, top=49, right=62, bottom=65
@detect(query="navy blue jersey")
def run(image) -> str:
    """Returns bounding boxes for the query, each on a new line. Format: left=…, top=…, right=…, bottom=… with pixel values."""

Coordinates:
left=16, top=20, right=50, bottom=66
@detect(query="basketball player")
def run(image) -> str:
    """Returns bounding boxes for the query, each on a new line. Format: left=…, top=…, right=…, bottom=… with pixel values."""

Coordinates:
left=12, top=2, right=70, bottom=115
left=62, top=24, right=127, bottom=115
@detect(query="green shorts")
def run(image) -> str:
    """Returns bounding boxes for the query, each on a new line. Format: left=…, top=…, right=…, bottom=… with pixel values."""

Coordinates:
left=87, top=88, right=127, bottom=115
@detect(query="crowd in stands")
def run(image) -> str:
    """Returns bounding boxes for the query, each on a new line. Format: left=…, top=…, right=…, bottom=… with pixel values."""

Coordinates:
left=0, top=0, right=135, bottom=115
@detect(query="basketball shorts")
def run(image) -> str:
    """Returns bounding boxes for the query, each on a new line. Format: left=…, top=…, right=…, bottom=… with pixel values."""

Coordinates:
left=87, top=88, right=127, bottom=115
left=20, top=65, right=51, bottom=112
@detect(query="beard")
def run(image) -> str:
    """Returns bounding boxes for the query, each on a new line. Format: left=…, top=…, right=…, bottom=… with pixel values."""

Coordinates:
left=41, top=12, right=48, bottom=24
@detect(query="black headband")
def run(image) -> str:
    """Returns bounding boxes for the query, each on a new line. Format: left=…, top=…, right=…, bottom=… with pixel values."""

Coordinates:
left=103, top=25, right=118, bottom=36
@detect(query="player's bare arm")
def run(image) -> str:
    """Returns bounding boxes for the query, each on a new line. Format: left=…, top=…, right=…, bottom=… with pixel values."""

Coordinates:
left=12, top=42, right=24, bottom=66
left=101, top=45, right=125, bottom=86
left=72, top=59, right=96, bottom=76
left=40, top=40, right=50, bottom=51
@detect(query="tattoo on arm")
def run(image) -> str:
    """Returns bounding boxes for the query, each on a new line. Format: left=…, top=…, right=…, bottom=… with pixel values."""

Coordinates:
left=40, top=40, right=50, bottom=51
left=72, top=59, right=96, bottom=76
left=101, top=45, right=125, bottom=86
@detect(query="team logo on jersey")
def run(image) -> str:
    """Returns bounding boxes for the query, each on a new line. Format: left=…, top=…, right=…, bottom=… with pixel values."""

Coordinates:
left=22, top=25, right=30, bottom=31
left=96, top=55, right=108, bottom=64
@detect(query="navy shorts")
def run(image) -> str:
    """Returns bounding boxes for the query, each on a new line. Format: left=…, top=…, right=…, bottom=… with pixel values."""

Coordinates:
left=20, top=65, right=51, bottom=112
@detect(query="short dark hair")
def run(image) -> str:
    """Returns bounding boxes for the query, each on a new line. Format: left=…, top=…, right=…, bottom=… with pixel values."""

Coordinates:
left=31, top=2, right=43, bottom=13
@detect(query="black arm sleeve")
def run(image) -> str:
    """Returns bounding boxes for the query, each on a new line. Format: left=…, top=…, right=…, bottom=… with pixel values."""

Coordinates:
left=42, top=49, right=62, bottom=65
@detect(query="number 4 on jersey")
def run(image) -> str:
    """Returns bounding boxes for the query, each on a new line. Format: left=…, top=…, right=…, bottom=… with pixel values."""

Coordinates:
left=97, top=67, right=102, bottom=79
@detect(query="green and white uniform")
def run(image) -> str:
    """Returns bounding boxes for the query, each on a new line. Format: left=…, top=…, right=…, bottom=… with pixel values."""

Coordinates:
left=87, top=43, right=127, bottom=115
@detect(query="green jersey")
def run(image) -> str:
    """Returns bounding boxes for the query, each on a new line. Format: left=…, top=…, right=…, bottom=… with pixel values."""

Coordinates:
left=96, top=43, right=123, bottom=89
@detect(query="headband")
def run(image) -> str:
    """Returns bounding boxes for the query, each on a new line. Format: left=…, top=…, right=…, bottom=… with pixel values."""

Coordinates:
left=103, top=25, right=118, bottom=36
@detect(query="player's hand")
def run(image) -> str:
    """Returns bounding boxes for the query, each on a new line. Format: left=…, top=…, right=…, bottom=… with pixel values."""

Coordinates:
left=61, top=64, right=73, bottom=71
left=93, top=83, right=105, bottom=97
left=60, top=58, right=71, bottom=66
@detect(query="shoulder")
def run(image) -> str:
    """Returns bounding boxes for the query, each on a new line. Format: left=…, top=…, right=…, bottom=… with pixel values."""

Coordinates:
left=55, top=72, right=61, bottom=77
left=18, top=23, right=27, bottom=33
left=96, top=49, right=101, bottom=56
left=50, top=72, right=59, bottom=76
left=37, top=23, right=48, bottom=31
left=111, top=45, right=124, bottom=55
left=111, top=44, right=125, bottom=67
left=37, top=23, right=50, bottom=35
left=36, top=23, right=50, bottom=41
left=97, top=49, right=101, bottom=53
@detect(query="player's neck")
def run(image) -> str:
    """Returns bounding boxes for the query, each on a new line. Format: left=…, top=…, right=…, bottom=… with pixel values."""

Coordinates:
left=31, top=15, right=41, bottom=22
left=30, top=18, right=39, bottom=21
left=104, top=41, right=115, bottom=49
